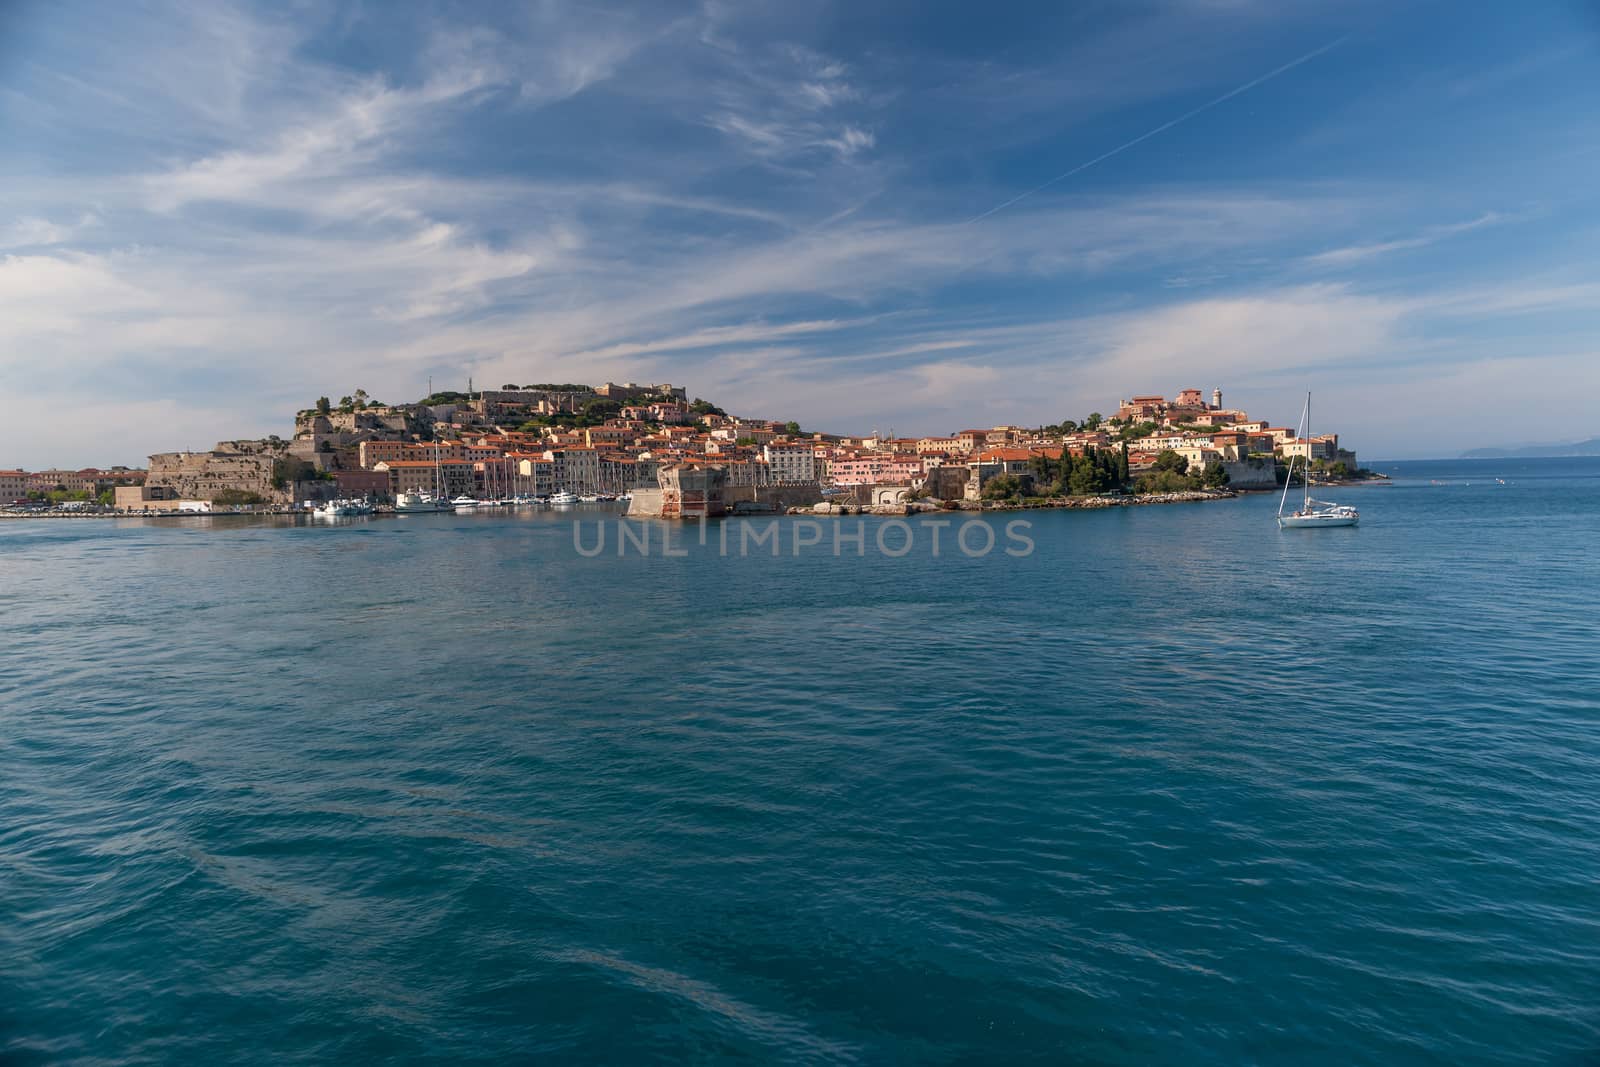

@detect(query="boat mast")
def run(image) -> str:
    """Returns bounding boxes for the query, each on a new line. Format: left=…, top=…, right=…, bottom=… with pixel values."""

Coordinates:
left=1279, top=392, right=1309, bottom=518
left=1304, top=390, right=1312, bottom=510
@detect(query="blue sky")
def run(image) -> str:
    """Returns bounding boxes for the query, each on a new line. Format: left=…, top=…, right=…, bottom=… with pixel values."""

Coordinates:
left=4, top=0, right=1600, bottom=465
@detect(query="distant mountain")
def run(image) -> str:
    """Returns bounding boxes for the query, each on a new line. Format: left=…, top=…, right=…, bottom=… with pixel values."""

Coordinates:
left=1460, top=437, right=1600, bottom=459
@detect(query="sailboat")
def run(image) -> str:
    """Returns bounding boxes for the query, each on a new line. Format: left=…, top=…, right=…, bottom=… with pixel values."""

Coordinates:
left=395, top=441, right=453, bottom=511
left=1278, top=392, right=1358, bottom=529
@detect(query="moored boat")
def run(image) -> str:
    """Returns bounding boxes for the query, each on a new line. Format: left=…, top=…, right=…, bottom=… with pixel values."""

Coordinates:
left=1278, top=392, right=1358, bottom=529
left=395, top=490, right=450, bottom=513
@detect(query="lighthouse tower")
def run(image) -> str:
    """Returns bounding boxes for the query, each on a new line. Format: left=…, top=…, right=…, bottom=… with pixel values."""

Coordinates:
left=1211, top=387, right=1223, bottom=410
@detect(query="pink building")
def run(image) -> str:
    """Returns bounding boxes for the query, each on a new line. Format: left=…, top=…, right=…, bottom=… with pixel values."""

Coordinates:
left=828, top=453, right=926, bottom=486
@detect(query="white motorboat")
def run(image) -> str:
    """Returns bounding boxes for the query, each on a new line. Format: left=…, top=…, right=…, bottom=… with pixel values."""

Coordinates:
left=452, top=495, right=480, bottom=509
left=549, top=490, right=579, bottom=506
left=1278, top=392, right=1358, bottom=529
left=315, top=499, right=358, bottom=517
left=395, top=490, right=450, bottom=513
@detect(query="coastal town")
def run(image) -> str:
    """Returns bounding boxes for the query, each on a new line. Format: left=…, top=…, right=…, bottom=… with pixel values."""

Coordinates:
left=2, top=383, right=1363, bottom=517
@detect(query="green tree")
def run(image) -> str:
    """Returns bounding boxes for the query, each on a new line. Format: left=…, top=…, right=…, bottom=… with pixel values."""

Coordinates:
left=1085, top=412, right=1103, bottom=430
left=784, top=421, right=802, bottom=436
left=1117, top=420, right=1156, bottom=442
left=1068, top=455, right=1107, bottom=495
left=1135, top=470, right=1191, bottom=494
left=1203, top=463, right=1230, bottom=488
left=1153, top=449, right=1188, bottom=474
left=315, top=396, right=331, bottom=416
left=981, top=473, right=1023, bottom=501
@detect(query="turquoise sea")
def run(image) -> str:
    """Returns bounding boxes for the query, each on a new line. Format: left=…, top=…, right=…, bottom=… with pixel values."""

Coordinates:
left=4, top=457, right=1599, bottom=1064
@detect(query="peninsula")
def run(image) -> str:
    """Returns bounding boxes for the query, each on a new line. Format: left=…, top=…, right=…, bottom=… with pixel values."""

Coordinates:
left=4, top=383, right=1366, bottom=515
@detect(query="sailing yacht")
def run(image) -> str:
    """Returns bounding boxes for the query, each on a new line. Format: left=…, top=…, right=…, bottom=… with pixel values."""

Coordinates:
left=1278, top=392, right=1358, bottom=528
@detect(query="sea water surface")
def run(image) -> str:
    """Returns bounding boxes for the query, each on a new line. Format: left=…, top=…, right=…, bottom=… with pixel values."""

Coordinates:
left=4, top=458, right=1599, bottom=1064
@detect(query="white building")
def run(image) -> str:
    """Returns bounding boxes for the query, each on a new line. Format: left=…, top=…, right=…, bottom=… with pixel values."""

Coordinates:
left=544, top=447, right=600, bottom=492
left=762, top=441, right=817, bottom=482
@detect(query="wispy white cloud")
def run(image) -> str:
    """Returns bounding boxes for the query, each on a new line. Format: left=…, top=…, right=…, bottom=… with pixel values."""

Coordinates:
left=143, top=63, right=501, bottom=213
left=701, top=41, right=876, bottom=165
left=568, top=319, right=856, bottom=362
left=0, top=214, right=95, bottom=249
left=819, top=125, right=875, bottom=160
left=1303, top=212, right=1508, bottom=267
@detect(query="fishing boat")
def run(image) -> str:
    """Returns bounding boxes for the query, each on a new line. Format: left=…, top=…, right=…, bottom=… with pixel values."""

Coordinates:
left=1278, top=392, right=1358, bottom=529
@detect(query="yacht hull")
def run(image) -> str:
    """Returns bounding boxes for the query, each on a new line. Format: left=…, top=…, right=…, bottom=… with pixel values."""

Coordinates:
left=1278, top=513, right=1358, bottom=528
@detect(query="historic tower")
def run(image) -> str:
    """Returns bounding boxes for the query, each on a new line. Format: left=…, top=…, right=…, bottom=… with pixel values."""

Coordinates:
left=1211, top=387, right=1223, bottom=410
